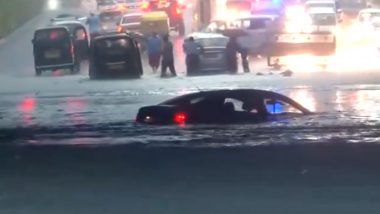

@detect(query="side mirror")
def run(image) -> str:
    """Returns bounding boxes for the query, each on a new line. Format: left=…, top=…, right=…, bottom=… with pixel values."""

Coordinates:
left=31, top=39, right=35, bottom=44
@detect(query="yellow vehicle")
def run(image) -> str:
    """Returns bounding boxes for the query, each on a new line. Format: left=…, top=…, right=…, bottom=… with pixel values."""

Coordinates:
left=140, top=11, right=170, bottom=36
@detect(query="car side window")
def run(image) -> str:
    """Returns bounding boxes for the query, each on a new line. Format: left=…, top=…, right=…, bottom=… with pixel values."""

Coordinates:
left=242, top=20, right=251, bottom=29
left=265, top=99, right=302, bottom=115
left=249, top=19, right=269, bottom=30
left=224, top=98, right=244, bottom=111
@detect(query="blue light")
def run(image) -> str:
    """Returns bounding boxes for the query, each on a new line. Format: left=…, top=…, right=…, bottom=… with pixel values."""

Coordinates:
left=266, top=103, right=283, bottom=114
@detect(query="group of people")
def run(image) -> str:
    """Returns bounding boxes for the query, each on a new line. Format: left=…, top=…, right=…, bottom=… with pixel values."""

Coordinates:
left=87, top=11, right=250, bottom=77
left=146, top=32, right=177, bottom=78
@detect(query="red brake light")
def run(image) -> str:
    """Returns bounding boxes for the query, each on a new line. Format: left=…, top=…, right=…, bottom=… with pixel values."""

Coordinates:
left=50, top=31, right=59, bottom=40
left=141, top=1, right=149, bottom=9
left=173, top=112, right=187, bottom=124
left=176, top=7, right=182, bottom=15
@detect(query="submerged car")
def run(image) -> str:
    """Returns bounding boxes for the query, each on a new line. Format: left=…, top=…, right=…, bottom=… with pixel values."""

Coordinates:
left=89, top=33, right=143, bottom=79
left=184, top=32, right=229, bottom=75
left=32, top=26, right=80, bottom=76
left=136, top=89, right=311, bottom=125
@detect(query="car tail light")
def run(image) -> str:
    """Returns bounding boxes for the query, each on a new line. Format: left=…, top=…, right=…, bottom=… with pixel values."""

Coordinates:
left=173, top=112, right=187, bottom=124
left=175, top=7, right=182, bottom=15
left=117, top=26, right=123, bottom=33
left=50, top=31, right=59, bottom=40
left=141, top=1, right=149, bottom=10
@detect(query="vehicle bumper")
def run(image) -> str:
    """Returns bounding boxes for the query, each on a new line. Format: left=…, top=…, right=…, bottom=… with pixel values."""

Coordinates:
left=35, top=63, right=74, bottom=70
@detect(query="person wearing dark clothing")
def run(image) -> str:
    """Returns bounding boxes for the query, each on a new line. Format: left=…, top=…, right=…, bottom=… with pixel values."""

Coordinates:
left=183, top=36, right=200, bottom=75
left=225, top=37, right=239, bottom=73
left=226, top=36, right=251, bottom=73
left=161, top=35, right=177, bottom=77
left=240, top=47, right=250, bottom=73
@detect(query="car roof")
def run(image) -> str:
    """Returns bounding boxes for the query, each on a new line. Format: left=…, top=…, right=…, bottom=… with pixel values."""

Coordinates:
left=359, top=8, right=380, bottom=13
left=187, top=32, right=227, bottom=40
left=236, top=14, right=279, bottom=20
left=308, top=7, right=336, bottom=14
left=122, top=12, right=143, bottom=17
left=35, top=26, right=70, bottom=32
left=94, top=32, right=131, bottom=40
left=161, top=89, right=311, bottom=113
left=52, top=20, right=85, bottom=26
left=305, top=0, right=335, bottom=4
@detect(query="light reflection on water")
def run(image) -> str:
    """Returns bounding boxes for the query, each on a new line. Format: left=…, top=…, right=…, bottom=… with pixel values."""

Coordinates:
left=289, top=89, right=317, bottom=112
left=18, top=97, right=36, bottom=126
left=352, top=90, right=380, bottom=120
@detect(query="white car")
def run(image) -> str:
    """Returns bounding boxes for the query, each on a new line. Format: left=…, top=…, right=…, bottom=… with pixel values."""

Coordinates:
left=97, top=0, right=118, bottom=11
left=207, top=14, right=277, bottom=55
left=305, top=0, right=337, bottom=12
left=353, top=8, right=380, bottom=42
left=120, top=0, right=144, bottom=12
left=99, top=10, right=123, bottom=32
left=307, top=7, right=337, bottom=33
left=118, top=12, right=143, bottom=32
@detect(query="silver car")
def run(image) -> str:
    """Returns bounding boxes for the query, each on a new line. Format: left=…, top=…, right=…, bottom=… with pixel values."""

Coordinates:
left=185, top=32, right=229, bottom=75
left=118, top=12, right=143, bottom=32
left=99, top=10, right=123, bottom=32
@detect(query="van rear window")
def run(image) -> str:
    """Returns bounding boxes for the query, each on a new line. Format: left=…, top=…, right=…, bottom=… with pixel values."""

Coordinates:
left=35, top=29, right=68, bottom=41
left=96, top=38, right=130, bottom=50
left=100, top=12, right=122, bottom=21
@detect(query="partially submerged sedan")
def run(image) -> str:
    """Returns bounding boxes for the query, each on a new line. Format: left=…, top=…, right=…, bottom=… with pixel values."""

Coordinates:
left=136, top=89, right=311, bottom=125
left=184, top=32, right=229, bottom=75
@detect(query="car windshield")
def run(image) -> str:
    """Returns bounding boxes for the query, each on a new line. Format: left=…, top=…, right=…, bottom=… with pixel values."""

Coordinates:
left=98, top=0, right=116, bottom=6
left=310, top=13, right=336, bottom=25
left=196, top=37, right=229, bottom=47
left=122, top=15, right=142, bottom=24
left=3, top=0, right=380, bottom=213
left=306, top=3, right=335, bottom=8
left=34, top=28, right=69, bottom=41
left=100, top=11, right=122, bottom=21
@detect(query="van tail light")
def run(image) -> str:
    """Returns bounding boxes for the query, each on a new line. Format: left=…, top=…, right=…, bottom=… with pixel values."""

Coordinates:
left=173, top=112, right=187, bottom=125
left=141, top=1, right=149, bottom=10
left=176, top=7, right=182, bottom=15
